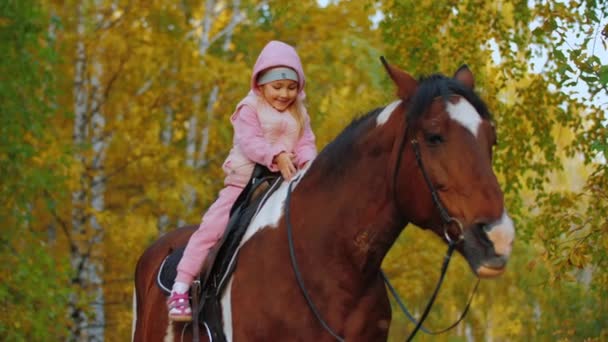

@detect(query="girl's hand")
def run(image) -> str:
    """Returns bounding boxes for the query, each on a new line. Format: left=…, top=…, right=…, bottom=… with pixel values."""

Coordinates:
left=275, top=152, right=296, bottom=181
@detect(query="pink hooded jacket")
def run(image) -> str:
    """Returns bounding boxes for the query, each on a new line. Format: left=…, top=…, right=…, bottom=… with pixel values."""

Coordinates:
left=222, top=41, right=317, bottom=187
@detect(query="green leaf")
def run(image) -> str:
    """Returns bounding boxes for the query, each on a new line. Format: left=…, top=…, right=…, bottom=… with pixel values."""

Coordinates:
left=599, top=65, right=608, bottom=86
left=580, top=73, right=599, bottom=83
left=553, top=48, right=567, bottom=62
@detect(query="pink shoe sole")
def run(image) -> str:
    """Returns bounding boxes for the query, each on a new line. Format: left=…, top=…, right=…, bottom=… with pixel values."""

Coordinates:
left=169, top=314, right=192, bottom=322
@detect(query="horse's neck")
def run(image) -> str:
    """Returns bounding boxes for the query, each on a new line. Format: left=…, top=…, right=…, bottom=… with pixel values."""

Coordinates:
left=295, top=118, right=407, bottom=280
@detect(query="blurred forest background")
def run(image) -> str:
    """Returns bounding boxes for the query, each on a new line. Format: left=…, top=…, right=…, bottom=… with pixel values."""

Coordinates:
left=1, top=0, right=607, bottom=340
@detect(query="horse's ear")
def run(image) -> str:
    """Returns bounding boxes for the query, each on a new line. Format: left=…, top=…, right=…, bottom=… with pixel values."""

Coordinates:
left=454, top=64, right=475, bottom=89
left=380, top=56, right=417, bottom=100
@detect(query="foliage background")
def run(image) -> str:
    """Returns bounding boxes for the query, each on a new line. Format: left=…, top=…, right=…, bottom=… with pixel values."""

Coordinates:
left=0, top=0, right=606, bottom=340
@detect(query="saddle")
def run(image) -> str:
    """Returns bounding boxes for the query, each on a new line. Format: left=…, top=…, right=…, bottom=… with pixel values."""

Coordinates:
left=157, top=164, right=281, bottom=339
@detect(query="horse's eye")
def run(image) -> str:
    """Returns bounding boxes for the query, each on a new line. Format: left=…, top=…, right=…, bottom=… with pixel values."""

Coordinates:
left=426, top=134, right=444, bottom=145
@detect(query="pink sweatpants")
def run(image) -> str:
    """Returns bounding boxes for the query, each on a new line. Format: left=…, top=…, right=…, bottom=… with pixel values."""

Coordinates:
left=175, top=185, right=243, bottom=285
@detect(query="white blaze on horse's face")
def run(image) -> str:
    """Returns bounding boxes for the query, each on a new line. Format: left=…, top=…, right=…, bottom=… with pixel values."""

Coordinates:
left=376, top=100, right=402, bottom=126
left=446, top=99, right=482, bottom=137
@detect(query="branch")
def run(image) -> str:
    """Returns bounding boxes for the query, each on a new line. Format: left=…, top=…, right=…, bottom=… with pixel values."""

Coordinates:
left=93, top=0, right=133, bottom=32
left=91, top=151, right=167, bottom=186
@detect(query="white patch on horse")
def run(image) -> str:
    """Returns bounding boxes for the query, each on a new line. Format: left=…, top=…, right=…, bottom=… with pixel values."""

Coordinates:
left=376, top=100, right=402, bottom=126
left=164, top=321, right=174, bottom=342
left=131, top=289, right=136, bottom=342
left=446, top=100, right=482, bottom=137
left=240, top=163, right=312, bottom=242
left=221, top=277, right=234, bottom=341
left=485, top=210, right=515, bottom=256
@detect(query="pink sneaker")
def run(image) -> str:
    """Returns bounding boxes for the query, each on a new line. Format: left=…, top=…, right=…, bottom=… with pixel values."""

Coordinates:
left=167, top=292, right=192, bottom=322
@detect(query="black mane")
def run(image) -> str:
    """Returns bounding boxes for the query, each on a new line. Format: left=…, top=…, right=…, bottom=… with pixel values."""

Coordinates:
left=407, top=74, right=491, bottom=123
left=312, top=107, right=384, bottom=182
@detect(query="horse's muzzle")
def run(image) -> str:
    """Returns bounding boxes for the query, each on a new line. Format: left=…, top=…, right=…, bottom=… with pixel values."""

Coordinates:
left=463, top=210, right=515, bottom=278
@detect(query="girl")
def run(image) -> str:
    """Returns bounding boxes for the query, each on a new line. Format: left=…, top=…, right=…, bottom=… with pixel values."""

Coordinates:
left=168, top=40, right=317, bottom=322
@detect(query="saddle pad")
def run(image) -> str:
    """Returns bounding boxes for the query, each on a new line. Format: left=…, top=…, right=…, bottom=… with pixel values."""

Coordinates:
left=156, top=247, right=185, bottom=295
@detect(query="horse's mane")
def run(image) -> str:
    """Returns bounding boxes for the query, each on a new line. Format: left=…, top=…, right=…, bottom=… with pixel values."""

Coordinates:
left=311, top=74, right=491, bottom=182
left=407, top=74, right=492, bottom=122
left=312, top=107, right=385, bottom=182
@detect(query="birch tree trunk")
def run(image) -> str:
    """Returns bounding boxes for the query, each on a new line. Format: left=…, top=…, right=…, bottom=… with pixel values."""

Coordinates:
left=69, top=2, right=90, bottom=339
left=197, top=0, right=242, bottom=169
left=185, top=0, right=216, bottom=167
left=69, top=1, right=107, bottom=340
left=47, top=11, right=59, bottom=245
left=179, top=87, right=200, bottom=227
left=158, top=102, right=174, bottom=232
left=86, top=56, right=107, bottom=342
left=179, top=0, right=253, bottom=225
left=158, top=67, right=176, bottom=233
left=196, top=85, right=218, bottom=168
left=465, top=324, right=474, bottom=341
left=179, top=0, right=217, bottom=226
left=185, top=0, right=244, bottom=201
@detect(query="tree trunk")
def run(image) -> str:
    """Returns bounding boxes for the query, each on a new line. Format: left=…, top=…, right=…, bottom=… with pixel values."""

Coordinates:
left=158, top=76, right=175, bottom=233
left=179, top=0, right=245, bottom=224
left=196, top=85, right=218, bottom=168
left=179, top=0, right=216, bottom=226
left=69, top=2, right=90, bottom=339
left=196, top=0, right=242, bottom=170
left=87, top=56, right=107, bottom=342
left=69, top=1, right=107, bottom=340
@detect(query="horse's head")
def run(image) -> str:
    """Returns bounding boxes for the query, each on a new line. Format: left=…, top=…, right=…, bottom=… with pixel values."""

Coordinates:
left=382, top=58, right=515, bottom=278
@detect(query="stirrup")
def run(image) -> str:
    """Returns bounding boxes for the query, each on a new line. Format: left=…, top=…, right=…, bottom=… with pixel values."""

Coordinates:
left=167, top=292, right=192, bottom=322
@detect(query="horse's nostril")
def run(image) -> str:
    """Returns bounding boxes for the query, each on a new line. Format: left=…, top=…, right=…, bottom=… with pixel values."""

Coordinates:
left=482, top=224, right=492, bottom=233
left=478, top=224, right=494, bottom=247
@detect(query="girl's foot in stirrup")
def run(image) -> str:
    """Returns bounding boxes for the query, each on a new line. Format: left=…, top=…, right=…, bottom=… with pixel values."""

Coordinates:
left=167, top=292, right=192, bottom=322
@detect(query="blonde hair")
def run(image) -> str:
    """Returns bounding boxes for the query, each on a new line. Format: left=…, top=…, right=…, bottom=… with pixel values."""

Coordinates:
left=288, top=97, right=306, bottom=138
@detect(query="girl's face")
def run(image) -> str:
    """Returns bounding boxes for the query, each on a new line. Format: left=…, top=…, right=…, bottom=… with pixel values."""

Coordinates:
left=260, top=80, right=298, bottom=112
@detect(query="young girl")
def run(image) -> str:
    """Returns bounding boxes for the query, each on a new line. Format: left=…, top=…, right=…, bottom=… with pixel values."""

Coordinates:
left=168, top=40, right=317, bottom=321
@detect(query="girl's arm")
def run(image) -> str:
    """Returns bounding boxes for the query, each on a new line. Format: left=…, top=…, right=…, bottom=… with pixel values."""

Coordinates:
left=294, top=113, right=317, bottom=168
left=232, top=105, right=285, bottom=171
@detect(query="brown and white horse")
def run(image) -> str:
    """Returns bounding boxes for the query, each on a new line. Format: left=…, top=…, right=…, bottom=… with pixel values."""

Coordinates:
left=133, top=61, right=515, bottom=341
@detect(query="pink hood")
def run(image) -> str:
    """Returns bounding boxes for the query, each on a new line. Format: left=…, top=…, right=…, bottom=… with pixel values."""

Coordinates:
left=250, top=41, right=305, bottom=94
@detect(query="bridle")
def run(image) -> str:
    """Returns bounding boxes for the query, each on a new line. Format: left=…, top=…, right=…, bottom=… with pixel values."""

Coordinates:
left=284, top=100, right=479, bottom=341
left=392, top=137, right=479, bottom=341
left=388, top=99, right=479, bottom=340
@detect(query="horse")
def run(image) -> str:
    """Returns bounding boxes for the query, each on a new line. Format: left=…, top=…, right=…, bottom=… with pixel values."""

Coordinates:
left=133, top=60, right=515, bottom=341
